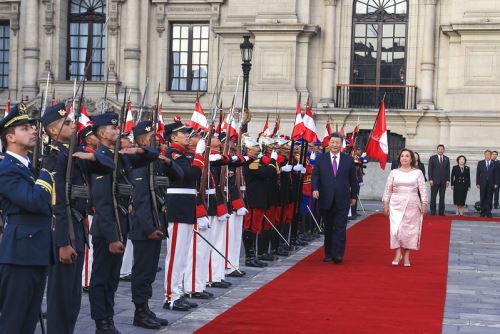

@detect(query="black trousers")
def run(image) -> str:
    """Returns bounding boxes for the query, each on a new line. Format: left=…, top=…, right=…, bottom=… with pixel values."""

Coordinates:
left=430, top=181, right=447, bottom=215
left=494, top=187, right=499, bottom=206
left=321, top=199, right=349, bottom=260
left=0, top=264, right=47, bottom=334
left=131, top=239, right=161, bottom=304
left=46, top=249, right=85, bottom=334
left=480, top=185, right=494, bottom=216
left=89, top=237, right=124, bottom=321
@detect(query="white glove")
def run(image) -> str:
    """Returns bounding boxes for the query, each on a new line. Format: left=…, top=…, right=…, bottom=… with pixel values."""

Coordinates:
left=195, top=139, right=206, bottom=154
left=281, top=164, right=293, bottom=172
left=310, top=151, right=316, bottom=161
left=257, top=152, right=264, bottom=159
left=236, top=207, right=248, bottom=216
left=217, top=213, right=231, bottom=222
left=231, top=155, right=239, bottom=162
left=293, top=164, right=303, bottom=172
left=197, top=216, right=210, bottom=231
left=270, top=150, right=278, bottom=160
left=301, top=166, right=307, bottom=174
left=243, top=156, right=250, bottom=161
left=361, top=152, right=367, bottom=158
left=209, top=154, right=222, bottom=162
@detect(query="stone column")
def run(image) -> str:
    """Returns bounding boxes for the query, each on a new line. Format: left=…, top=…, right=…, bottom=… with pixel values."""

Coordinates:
left=320, top=0, right=336, bottom=105
left=22, top=0, right=40, bottom=98
left=418, top=0, right=437, bottom=109
left=123, top=0, right=141, bottom=99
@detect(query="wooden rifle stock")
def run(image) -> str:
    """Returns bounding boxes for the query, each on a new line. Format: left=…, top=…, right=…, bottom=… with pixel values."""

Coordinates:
left=149, top=83, right=162, bottom=231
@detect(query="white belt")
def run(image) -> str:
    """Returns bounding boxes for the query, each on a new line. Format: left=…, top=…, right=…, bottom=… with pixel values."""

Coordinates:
left=206, top=189, right=216, bottom=195
left=240, top=186, right=246, bottom=191
left=167, top=188, right=197, bottom=195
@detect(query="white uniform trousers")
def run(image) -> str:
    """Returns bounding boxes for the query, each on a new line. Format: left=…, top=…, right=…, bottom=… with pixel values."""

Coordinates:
left=163, top=223, right=193, bottom=303
left=82, top=215, right=93, bottom=287
left=208, top=217, right=227, bottom=283
left=226, top=213, right=244, bottom=274
left=183, top=223, right=212, bottom=293
left=120, top=238, right=134, bottom=278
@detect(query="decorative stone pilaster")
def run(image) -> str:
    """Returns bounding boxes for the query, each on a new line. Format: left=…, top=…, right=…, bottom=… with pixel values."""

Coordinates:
left=22, top=0, right=40, bottom=98
left=418, top=0, right=437, bottom=109
left=319, top=0, right=337, bottom=106
left=41, top=0, right=55, bottom=35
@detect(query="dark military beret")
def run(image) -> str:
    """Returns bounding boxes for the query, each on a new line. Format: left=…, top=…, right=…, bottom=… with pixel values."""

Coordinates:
left=41, top=102, right=68, bottom=128
left=133, top=120, right=154, bottom=138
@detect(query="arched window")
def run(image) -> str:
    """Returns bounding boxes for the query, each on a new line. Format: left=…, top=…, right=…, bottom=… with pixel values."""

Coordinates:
left=351, top=0, right=408, bottom=107
left=67, top=0, right=106, bottom=81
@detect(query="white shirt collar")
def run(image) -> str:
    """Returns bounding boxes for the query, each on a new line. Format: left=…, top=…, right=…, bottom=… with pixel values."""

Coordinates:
left=6, top=150, right=30, bottom=168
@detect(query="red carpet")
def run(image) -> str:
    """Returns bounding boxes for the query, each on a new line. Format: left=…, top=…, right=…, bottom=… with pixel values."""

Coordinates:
left=196, top=214, right=457, bottom=334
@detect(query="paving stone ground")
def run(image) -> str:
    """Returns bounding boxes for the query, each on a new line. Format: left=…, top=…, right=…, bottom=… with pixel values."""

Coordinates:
left=33, top=200, right=500, bottom=333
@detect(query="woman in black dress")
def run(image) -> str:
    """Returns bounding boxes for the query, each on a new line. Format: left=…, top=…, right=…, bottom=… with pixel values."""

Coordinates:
left=414, top=152, right=426, bottom=181
left=451, top=155, right=470, bottom=215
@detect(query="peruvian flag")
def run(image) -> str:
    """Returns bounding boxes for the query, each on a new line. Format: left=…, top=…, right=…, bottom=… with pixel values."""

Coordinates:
left=77, top=102, right=93, bottom=132
left=157, top=99, right=165, bottom=143
left=291, top=95, right=306, bottom=141
left=322, top=121, right=333, bottom=148
left=123, top=98, right=135, bottom=134
left=259, top=113, right=271, bottom=138
left=339, top=125, right=347, bottom=150
left=349, top=124, right=360, bottom=148
left=302, top=102, right=318, bottom=143
left=216, top=110, right=224, bottom=134
left=270, top=114, right=280, bottom=137
left=222, top=111, right=238, bottom=140
left=366, top=100, right=388, bottom=169
left=186, top=100, right=208, bottom=130
left=4, top=97, right=10, bottom=115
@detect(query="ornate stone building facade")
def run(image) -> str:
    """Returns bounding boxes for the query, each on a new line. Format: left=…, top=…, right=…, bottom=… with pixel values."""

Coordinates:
left=0, top=0, right=498, bottom=200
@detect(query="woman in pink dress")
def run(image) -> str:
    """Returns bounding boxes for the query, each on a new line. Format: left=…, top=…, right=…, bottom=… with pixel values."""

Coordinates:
left=383, top=148, right=428, bottom=267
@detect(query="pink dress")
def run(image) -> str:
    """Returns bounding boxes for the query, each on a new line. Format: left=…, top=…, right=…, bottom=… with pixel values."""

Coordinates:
left=383, top=169, right=428, bottom=250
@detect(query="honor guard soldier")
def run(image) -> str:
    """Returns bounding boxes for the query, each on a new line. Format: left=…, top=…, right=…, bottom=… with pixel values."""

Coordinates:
left=88, top=112, right=159, bottom=334
left=128, top=121, right=183, bottom=329
left=163, top=120, right=206, bottom=311
left=41, top=103, right=113, bottom=333
left=0, top=103, right=56, bottom=333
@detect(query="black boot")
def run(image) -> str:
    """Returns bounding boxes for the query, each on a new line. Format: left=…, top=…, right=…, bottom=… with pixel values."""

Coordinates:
left=95, top=318, right=114, bottom=334
left=133, top=303, right=161, bottom=329
left=144, top=303, right=169, bottom=326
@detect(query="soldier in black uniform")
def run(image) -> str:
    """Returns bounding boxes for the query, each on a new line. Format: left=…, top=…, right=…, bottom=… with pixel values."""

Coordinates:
left=0, top=103, right=56, bottom=333
left=163, top=120, right=206, bottom=311
left=128, top=121, right=183, bottom=329
left=88, top=112, right=159, bottom=334
left=42, top=103, right=114, bottom=333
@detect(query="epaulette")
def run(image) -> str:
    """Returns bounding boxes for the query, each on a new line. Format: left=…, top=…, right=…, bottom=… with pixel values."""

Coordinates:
left=47, top=144, right=60, bottom=153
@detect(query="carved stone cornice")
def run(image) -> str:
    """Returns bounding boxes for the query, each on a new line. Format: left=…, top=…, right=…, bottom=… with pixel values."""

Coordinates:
left=41, top=0, right=55, bottom=35
left=9, top=2, right=20, bottom=35
left=155, top=3, right=166, bottom=36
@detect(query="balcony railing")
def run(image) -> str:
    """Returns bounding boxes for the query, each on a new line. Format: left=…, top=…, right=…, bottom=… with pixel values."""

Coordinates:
left=336, top=84, right=417, bottom=109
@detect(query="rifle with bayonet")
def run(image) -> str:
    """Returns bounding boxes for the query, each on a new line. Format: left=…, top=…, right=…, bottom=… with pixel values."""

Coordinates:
left=136, top=77, right=150, bottom=122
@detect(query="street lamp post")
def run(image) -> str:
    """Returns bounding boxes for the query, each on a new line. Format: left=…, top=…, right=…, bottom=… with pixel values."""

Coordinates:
left=240, top=35, right=254, bottom=112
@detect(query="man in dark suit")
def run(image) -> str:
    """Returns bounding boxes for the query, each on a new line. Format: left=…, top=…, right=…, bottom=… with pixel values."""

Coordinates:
left=428, top=144, right=450, bottom=215
left=0, top=103, right=56, bottom=333
left=476, top=150, right=498, bottom=217
left=492, top=150, right=499, bottom=209
left=312, top=132, right=357, bottom=264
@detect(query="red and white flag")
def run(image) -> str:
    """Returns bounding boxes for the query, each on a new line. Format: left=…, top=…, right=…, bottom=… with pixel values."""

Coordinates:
left=270, top=114, right=280, bottom=137
left=123, top=98, right=135, bottom=134
left=349, top=123, right=360, bottom=148
left=157, top=99, right=165, bottom=143
left=302, top=102, right=318, bottom=143
left=186, top=100, right=208, bottom=130
left=4, top=97, right=10, bottom=115
left=259, top=114, right=270, bottom=138
left=366, top=100, right=388, bottom=169
left=291, top=96, right=306, bottom=141
left=77, top=102, right=93, bottom=132
left=322, top=121, right=333, bottom=148
left=222, top=111, right=238, bottom=140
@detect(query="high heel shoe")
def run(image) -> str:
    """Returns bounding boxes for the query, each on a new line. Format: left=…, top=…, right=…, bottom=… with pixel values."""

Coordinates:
left=403, top=260, right=411, bottom=267
left=391, top=256, right=402, bottom=266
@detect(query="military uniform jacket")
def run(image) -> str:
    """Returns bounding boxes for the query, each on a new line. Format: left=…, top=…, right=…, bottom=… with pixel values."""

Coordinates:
left=129, top=158, right=183, bottom=240
left=50, top=142, right=113, bottom=252
left=90, top=144, right=159, bottom=243
left=227, top=155, right=249, bottom=212
left=243, top=157, right=277, bottom=209
left=165, top=143, right=204, bottom=224
left=0, top=153, right=55, bottom=266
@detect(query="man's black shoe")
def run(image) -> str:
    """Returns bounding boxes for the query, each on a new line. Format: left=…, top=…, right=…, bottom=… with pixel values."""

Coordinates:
left=144, top=304, right=169, bottom=326
left=487, top=213, right=493, bottom=218
left=187, top=291, right=212, bottom=299
left=180, top=296, right=198, bottom=308
left=333, top=258, right=343, bottom=264
left=323, top=257, right=333, bottom=262
left=119, top=274, right=131, bottom=281
left=227, top=270, right=245, bottom=277
left=107, top=317, right=121, bottom=334
left=163, top=299, right=190, bottom=311
left=95, top=318, right=114, bottom=334
left=260, top=253, right=275, bottom=261
left=133, top=304, right=161, bottom=330
left=277, top=248, right=290, bottom=257
left=245, top=259, right=265, bottom=267
left=208, top=281, right=230, bottom=288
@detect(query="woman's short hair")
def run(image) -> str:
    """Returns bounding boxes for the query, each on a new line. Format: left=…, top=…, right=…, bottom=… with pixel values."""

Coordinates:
left=398, top=148, right=416, bottom=168
left=456, top=155, right=467, bottom=164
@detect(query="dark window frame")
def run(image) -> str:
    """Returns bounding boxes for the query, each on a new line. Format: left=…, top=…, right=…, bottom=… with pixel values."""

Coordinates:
left=0, top=21, right=9, bottom=89
left=168, top=22, right=209, bottom=92
left=67, top=0, right=106, bottom=81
